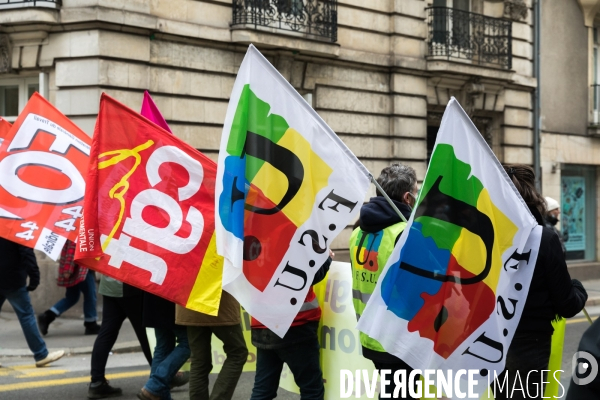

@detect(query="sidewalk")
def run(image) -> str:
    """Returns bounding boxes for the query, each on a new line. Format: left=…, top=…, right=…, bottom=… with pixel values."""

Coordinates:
left=582, top=279, right=600, bottom=306
left=0, top=310, right=141, bottom=358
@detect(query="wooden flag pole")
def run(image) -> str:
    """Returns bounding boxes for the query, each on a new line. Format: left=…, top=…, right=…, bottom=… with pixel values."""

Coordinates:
left=583, top=307, right=594, bottom=325
left=370, top=175, right=408, bottom=223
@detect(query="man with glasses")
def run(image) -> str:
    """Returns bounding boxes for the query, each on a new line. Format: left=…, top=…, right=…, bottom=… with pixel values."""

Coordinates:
left=349, top=164, right=419, bottom=399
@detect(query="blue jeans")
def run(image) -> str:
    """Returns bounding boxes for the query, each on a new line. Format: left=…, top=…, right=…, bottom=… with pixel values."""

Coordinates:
left=50, top=270, right=97, bottom=322
left=251, top=337, right=324, bottom=400
left=0, top=286, right=48, bottom=361
left=145, top=327, right=190, bottom=399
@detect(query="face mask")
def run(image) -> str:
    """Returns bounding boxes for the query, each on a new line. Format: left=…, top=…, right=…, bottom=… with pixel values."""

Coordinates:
left=407, top=192, right=417, bottom=210
left=546, top=214, right=559, bottom=226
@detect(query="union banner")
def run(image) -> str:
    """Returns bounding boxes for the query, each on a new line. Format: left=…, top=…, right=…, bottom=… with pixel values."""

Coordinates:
left=357, top=98, right=542, bottom=395
left=0, top=93, right=91, bottom=259
left=75, top=94, right=222, bottom=315
left=215, top=45, right=371, bottom=336
left=0, top=117, right=11, bottom=145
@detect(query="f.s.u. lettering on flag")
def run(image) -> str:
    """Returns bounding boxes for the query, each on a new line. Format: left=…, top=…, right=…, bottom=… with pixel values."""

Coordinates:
left=357, top=98, right=542, bottom=395
left=215, top=45, right=371, bottom=337
left=0, top=93, right=91, bottom=260
left=75, top=93, right=222, bottom=315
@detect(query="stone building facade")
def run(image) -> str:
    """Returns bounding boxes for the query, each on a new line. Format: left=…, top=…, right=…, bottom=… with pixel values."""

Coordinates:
left=0, top=0, right=536, bottom=313
left=539, top=0, right=600, bottom=278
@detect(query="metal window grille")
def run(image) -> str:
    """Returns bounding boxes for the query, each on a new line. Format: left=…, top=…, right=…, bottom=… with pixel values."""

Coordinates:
left=427, top=6, right=512, bottom=70
left=0, top=0, right=61, bottom=8
left=232, top=0, right=337, bottom=42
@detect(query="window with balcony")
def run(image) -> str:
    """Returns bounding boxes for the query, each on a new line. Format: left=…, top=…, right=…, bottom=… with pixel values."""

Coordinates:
left=0, top=77, right=39, bottom=121
left=0, top=0, right=61, bottom=9
left=427, top=1, right=512, bottom=69
left=231, top=0, right=337, bottom=42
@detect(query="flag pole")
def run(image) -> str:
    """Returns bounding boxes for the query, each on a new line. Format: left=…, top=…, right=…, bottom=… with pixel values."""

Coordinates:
left=583, top=307, right=594, bottom=325
left=370, top=175, right=408, bottom=223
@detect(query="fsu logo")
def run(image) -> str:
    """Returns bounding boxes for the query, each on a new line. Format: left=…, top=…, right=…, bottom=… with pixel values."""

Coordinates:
left=220, top=85, right=332, bottom=291
left=353, top=231, right=382, bottom=272
left=381, top=144, right=518, bottom=358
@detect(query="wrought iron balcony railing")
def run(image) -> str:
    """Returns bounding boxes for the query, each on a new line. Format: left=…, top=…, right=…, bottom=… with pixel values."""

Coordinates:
left=427, top=7, right=512, bottom=70
left=232, top=0, right=337, bottom=42
left=592, top=84, right=600, bottom=125
left=0, top=0, right=61, bottom=9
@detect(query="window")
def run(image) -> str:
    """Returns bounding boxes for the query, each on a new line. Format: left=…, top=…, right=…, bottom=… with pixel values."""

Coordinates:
left=0, top=77, right=39, bottom=121
left=452, top=0, right=470, bottom=50
left=428, top=0, right=511, bottom=69
left=432, top=0, right=470, bottom=47
left=561, top=165, right=596, bottom=261
left=277, top=0, right=304, bottom=16
left=593, top=28, right=600, bottom=124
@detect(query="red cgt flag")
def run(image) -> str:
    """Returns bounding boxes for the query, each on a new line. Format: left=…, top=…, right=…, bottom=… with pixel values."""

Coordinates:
left=0, top=117, right=12, bottom=143
left=0, top=93, right=91, bottom=259
left=76, top=93, right=222, bottom=315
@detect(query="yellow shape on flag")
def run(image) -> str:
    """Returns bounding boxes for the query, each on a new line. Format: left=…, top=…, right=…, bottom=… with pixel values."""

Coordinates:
left=251, top=128, right=333, bottom=227
left=98, top=139, right=154, bottom=251
left=451, top=189, right=517, bottom=293
left=451, top=228, right=487, bottom=280
left=185, top=232, right=223, bottom=316
left=477, top=189, right=518, bottom=291
left=250, top=159, right=288, bottom=209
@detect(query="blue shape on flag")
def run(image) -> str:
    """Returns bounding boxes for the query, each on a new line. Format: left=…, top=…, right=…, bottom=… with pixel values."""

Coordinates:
left=219, top=154, right=248, bottom=240
left=380, top=222, right=449, bottom=320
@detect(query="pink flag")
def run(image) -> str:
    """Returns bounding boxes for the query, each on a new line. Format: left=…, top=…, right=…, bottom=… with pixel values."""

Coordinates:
left=140, top=90, right=172, bottom=133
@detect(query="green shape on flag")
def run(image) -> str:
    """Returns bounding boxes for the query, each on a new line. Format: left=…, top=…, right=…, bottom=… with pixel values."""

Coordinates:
left=418, top=143, right=484, bottom=209
left=417, top=216, right=462, bottom=251
left=228, top=84, right=290, bottom=182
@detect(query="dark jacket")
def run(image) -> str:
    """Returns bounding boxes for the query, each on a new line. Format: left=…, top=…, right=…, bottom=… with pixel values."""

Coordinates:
left=0, top=237, right=39, bottom=291
left=251, top=257, right=331, bottom=349
left=544, top=215, right=567, bottom=256
left=142, top=292, right=178, bottom=330
left=358, top=196, right=411, bottom=237
left=356, top=196, right=412, bottom=363
left=516, top=206, right=588, bottom=336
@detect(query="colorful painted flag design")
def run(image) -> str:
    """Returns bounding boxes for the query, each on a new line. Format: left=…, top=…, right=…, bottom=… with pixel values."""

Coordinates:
left=216, top=45, right=371, bottom=336
left=358, top=98, right=542, bottom=395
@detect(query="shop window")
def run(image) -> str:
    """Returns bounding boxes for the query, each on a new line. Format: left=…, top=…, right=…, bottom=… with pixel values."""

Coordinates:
left=561, top=165, right=597, bottom=261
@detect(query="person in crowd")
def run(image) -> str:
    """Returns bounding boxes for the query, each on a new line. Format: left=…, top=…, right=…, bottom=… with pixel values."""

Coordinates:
left=250, top=253, right=333, bottom=400
left=492, top=165, right=588, bottom=399
left=0, top=237, right=64, bottom=367
left=349, top=163, right=419, bottom=399
left=88, top=276, right=152, bottom=399
left=175, top=290, right=248, bottom=400
left=38, top=240, right=100, bottom=336
left=544, top=196, right=567, bottom=255
left=137, top=293, right=190, bottom=400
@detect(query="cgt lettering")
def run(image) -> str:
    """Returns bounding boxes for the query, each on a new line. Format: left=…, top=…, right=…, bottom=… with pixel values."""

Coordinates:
left=103, top=145, right=205, bottom=285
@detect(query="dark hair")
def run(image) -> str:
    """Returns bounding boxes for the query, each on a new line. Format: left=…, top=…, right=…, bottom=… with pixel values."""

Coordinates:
left=504, top=164, right=546, bottom=217
left=376, top=164, right=417, bottom=202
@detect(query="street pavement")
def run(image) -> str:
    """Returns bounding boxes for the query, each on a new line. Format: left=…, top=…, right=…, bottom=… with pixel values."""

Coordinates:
left=2, top=279, right=600, bottom=399
left=0, top=310, right=295, bottom=399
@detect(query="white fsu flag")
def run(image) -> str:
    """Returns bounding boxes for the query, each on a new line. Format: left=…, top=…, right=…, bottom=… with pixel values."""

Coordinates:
left=215, top=45, right=371, bottom=337
left=357, top=98, right=542, bottom=395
